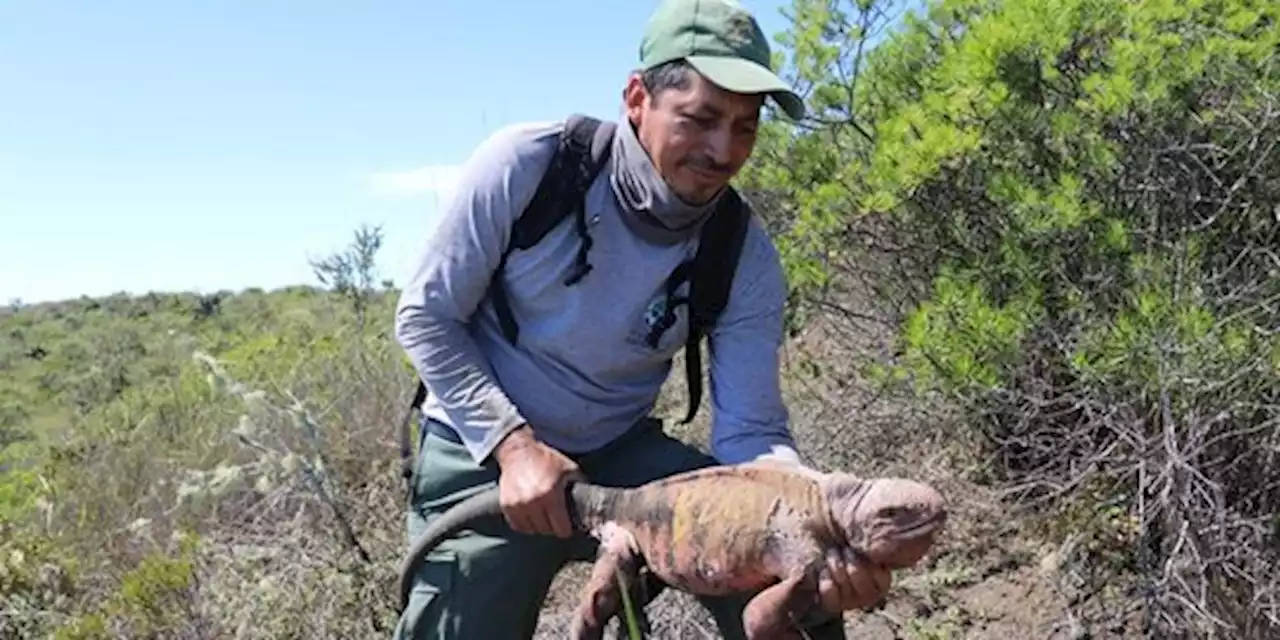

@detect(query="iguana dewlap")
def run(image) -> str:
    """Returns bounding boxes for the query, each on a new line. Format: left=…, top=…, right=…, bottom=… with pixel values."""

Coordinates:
left=396, top=463, right=947, bottom=640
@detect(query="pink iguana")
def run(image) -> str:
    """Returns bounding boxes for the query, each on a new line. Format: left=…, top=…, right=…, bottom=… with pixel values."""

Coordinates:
left=397, top=463, right=948, bottom=639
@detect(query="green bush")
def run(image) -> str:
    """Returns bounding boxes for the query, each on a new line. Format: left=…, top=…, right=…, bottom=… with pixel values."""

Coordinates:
left=747, top=0, right=1280, bottom=635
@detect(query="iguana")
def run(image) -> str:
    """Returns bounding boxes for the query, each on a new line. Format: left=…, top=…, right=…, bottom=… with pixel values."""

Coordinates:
left=396, top=463, right=948, bottom=640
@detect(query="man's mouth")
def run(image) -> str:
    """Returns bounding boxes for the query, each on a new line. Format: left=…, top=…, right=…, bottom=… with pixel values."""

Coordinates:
left=687, top=163, right=730, bottom=181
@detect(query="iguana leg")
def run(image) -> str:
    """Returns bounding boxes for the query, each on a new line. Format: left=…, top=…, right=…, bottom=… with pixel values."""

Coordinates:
left=740, top=497, right=828, bottom=639
left=569, top=523, right=652, bottom=640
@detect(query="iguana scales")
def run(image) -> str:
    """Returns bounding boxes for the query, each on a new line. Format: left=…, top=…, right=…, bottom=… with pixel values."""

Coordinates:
left=396, top=463, right=948, bottom=639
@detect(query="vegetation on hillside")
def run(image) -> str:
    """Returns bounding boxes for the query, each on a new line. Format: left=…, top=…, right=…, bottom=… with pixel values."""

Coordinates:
left=0, top=227, right=414, bottom=637
left=742, top=0, right=1280, bottom=636
left=2, top=0, right=1277, bottom=638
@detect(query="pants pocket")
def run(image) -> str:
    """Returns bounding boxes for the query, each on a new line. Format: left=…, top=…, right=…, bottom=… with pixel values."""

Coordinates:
left=411, top=421, right=498, bottom=515
left=394, top=549, right=458, bottom=640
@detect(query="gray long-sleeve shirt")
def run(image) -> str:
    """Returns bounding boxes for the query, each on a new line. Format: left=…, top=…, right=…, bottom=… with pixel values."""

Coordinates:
left=393, top=115, right=798, bottom=466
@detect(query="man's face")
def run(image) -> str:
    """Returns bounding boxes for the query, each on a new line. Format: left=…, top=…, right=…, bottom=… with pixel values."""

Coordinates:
left=625, top=67, right=763, bottom=205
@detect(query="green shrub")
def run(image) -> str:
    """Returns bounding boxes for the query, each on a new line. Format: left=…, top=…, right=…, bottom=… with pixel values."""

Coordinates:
left=748, top=0, right=1280, bottom=634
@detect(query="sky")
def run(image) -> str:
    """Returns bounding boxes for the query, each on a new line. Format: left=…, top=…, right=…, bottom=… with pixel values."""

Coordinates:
left=0, top=0, right=797, bottom=304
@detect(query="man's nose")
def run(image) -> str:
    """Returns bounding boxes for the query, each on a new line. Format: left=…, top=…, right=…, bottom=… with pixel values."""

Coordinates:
left=705, top=126, right=732, bottom=164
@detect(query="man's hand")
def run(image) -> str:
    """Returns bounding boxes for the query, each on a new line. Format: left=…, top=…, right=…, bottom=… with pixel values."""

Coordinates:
left=816, top=547, right=891, bottom=613
left=492, top=425, right=586, bottom=539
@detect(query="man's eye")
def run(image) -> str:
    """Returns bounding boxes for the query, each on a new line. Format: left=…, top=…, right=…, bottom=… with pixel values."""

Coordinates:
left=683, top=114, right=714, bottom=128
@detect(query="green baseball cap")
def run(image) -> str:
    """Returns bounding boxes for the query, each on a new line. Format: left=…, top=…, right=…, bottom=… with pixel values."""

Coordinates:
left=639, top=0, right=806, bottom=121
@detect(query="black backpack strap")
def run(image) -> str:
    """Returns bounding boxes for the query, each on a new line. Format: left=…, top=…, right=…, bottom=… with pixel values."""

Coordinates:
left=398, top=114, right=616, bottom=494
left=489, top=113, right=616, bottom=344
left=397, top=380, right=428, bottom=494
left=679, top=187, right=751, bottom=424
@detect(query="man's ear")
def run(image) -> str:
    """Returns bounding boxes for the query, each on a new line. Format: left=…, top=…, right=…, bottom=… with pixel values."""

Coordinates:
left=623, top=72, right=649, bottom=123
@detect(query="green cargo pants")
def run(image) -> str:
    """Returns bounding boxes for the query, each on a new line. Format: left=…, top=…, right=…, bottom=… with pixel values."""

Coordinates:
left=393, top=416, right=847, bottom=639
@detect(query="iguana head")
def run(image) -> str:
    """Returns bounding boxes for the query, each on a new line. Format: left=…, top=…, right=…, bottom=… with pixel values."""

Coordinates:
left=823, top=475, right=948, bottom=570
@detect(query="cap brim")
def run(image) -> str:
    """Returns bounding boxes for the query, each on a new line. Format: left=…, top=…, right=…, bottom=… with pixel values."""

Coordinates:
left=685, top=55, right=806, bottom=121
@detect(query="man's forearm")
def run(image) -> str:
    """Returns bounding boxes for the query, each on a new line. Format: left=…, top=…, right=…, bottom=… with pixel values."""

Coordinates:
left=392, top=122, right=563, bottom=464
left=394, top=300, right=529, bottom=462
left=706, top=216, right=800, bottom=465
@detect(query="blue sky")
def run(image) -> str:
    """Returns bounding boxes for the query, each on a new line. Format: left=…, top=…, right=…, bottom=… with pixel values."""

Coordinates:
left=0, top=0, right=796, bottom=304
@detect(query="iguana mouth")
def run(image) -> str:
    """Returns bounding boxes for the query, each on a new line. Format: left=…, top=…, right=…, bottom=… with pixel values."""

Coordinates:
left=896, top=513, right=947, bottom=539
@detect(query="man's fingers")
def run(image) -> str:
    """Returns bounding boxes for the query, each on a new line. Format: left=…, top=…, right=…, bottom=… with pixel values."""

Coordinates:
left=848, top=553, right=892, bottom=611
left=512, top=505, right=537, bottom=535
left=553, top=468, right=585, bottom=538
left=872, top=564, right=891, bottom=594
left=532, top=510, right=557, bottom=537
left=814, top=550, right=845, bottom=612
left=837, top=548, right=862, bottom=608
left=500, top=494, right=574, bottom=537
left=514, top=502, right=549, bottom=536
left=814, top=548, right=895, bottom=613
left=847, top=548, right=891, bottom=597
left=549, top=498, right=574, bottom=538
left=503, top=495, right=546, bottom=536
left=503, top=507, right=529, bottom=534
left=495, top=442, right=583, bottom=539
left=826, top=550, right=852, bottom=606
left=841, top=547, right=857, bottom=565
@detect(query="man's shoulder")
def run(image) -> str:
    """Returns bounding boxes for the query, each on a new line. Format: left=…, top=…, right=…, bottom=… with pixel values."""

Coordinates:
left=467, top=119, right=566, bottom=169
left=443, top=119, right=577, bottom=212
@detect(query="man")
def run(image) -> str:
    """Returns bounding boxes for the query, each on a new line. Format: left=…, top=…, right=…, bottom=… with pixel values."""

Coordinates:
left=392, top=0, right=891, bottom=637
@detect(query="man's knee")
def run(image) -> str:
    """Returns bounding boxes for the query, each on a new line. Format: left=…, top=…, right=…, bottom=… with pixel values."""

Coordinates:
left=396, top=517, right=572, bottom=639
left=397, top=423, right=568, bottom=639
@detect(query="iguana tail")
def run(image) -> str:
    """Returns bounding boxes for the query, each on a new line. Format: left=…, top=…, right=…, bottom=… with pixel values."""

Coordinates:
left=396, top=482, right=617, bottom=612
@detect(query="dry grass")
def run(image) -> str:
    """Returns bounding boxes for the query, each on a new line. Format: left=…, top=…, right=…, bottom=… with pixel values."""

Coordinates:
left=2, top=286, right=1119, bottom=639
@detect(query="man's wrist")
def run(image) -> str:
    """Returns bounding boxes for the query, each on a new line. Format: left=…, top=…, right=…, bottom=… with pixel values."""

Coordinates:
left=492, top=424, right=536, bottom=467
